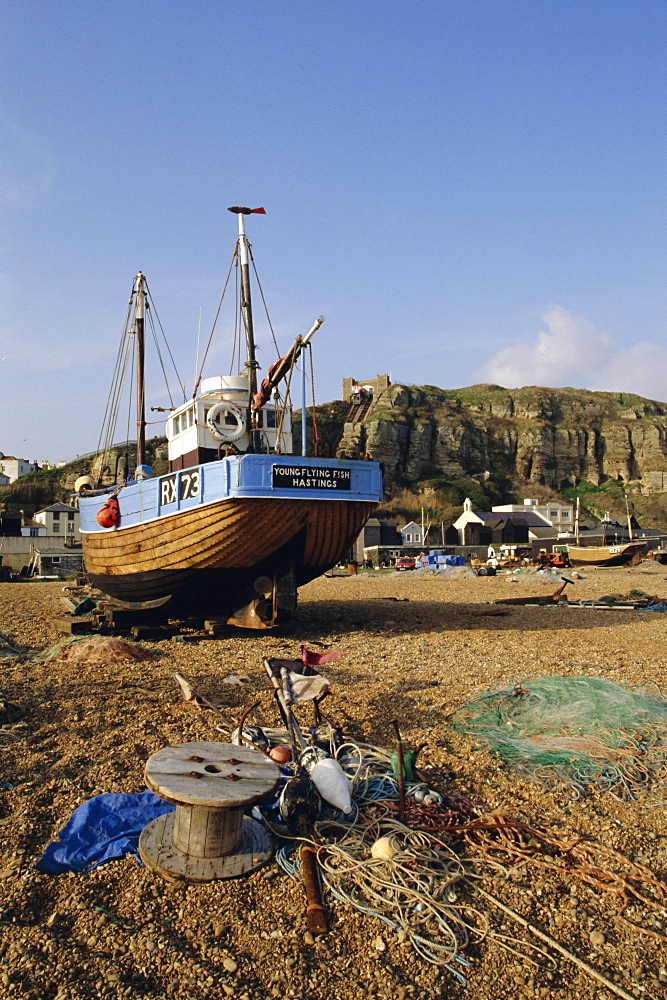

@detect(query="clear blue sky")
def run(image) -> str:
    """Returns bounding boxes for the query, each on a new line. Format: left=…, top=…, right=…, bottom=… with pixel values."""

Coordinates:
left=1, top=0, right=665, bottom=463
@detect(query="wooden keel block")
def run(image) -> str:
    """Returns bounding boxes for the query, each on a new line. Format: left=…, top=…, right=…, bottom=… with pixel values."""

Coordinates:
left=53, top=617, right=94, bottom=635
left=141, top=741, right=280, bottom=882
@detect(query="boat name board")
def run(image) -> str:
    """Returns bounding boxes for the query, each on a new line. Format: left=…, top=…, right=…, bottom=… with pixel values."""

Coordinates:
left=272, top=465, right=351, bottom=490
left=160, top=470, right=200, bottom=505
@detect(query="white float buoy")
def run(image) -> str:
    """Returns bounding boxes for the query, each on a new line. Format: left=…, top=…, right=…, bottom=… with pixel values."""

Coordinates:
left=309, top=757, right=353, bottom=814
left=370, top=835, right=399, bottom=859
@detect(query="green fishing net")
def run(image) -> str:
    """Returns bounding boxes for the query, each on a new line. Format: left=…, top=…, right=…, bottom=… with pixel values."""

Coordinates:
left=451, top=675, right=667, bottom=798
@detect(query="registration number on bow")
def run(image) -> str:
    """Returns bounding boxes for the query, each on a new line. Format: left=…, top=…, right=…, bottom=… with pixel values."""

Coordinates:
left=160, top=470, right=200, bottom=505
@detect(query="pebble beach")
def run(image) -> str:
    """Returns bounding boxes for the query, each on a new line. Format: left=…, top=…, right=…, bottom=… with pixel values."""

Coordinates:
left=1, top=563, right=667, bottom=1000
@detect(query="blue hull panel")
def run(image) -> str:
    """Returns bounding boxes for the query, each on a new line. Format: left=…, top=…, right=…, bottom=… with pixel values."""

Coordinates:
left=79, top=454, right=382, bottom=535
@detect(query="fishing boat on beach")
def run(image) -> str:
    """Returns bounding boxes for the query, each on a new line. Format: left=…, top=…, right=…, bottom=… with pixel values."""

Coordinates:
left=77, top=207, right=383, bottom=627
left=565, top=541, right=647, bottom=566
left=565, top=497, right=647, bottom=566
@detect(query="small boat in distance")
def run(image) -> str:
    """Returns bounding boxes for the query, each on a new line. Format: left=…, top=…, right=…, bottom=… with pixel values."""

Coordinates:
left=77, top=207, right=383, bottom=627
left=565, top=541, right=647, bottom=566
left=565, top=497, right=646, bottom=566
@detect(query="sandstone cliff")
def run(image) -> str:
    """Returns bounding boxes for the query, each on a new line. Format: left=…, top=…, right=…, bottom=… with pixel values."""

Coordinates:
left=334, top=384, right=667, bottom=494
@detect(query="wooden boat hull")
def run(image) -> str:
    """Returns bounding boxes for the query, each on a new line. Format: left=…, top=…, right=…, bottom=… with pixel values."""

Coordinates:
left=80, top=454, right=381, bottom=618
left=566, top=542, right=647, bottom=566
left=83, top=496, right=373, bottom=605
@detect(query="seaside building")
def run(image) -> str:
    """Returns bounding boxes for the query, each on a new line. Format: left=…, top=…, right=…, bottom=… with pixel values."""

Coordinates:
left=491, top=498, right=574, bottom=535
left=0, top=456, right=40, bottom=483
left=33, top=502, right=81, bottom=543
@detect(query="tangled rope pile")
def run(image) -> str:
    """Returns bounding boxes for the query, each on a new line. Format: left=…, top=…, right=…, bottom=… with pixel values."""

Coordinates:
left=273, top=740, right=486, bottom=978
left=461, top=810, right=667, bottom=941
left=315, top=817, right=482, bottom=981
left=270, top=734, right=667, bottom=987
left=451, top=675, right=667, bottom=799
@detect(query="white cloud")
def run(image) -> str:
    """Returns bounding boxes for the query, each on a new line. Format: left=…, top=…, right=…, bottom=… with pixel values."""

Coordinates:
left=475, top=305, right=667, bottom=402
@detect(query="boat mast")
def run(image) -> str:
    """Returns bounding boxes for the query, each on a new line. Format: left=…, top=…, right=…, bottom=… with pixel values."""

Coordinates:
left=236, top=213, right=258, bottom=397
left=575, top=496, right=580, bottom=544
left=134, top=272, right=146, bottom=471
left=625, top=493, right=634, bottom=540
left=229, top=206, right=265, bottom=451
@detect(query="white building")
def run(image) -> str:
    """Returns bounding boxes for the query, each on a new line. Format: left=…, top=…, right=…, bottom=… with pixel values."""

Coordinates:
left=452, top=497, right=558, bottom=545
left=21, top=520, right=47, bottom=538
left=491, top=498, right=574, bottom=534
left=0, top=456, right=40, bottom=483
left=33, top=502, right=81, bottom=542
left=399, top=520, right=424, bottom=545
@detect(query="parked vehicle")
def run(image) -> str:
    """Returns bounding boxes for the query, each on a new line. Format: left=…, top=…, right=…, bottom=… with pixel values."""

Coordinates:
left=395, top=557, right=415, bottom=571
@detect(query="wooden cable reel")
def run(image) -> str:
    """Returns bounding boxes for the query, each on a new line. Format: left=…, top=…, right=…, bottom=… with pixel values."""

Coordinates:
left=139, top=742, right=280, bottom=882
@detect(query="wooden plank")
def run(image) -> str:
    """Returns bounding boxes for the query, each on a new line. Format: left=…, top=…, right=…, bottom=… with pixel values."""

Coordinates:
left=144, top=742, right=279, bottom=809
left=53, top=617, right=94, bottom=635
left=301, top=500, right=373, bottom=567
left=203, top=619, right=228, bottom=635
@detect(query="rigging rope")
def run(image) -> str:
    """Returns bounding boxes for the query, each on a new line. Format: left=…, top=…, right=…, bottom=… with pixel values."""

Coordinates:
left=249, top=245, right=280, bottom=356
left=95, top=286, right=135, bottom=477
left=194, top=247, right=236, bottom=397
left=145, top=282, right=186, bottom=404
left=275, top=350, right=297, bottom=447
left=230, top=254, right=240, bottom=376
left=98, top=331, right=134, bottom=484
left=93, top=276, right=188, bottom=483
left=308, top=344, right=320, bottom=455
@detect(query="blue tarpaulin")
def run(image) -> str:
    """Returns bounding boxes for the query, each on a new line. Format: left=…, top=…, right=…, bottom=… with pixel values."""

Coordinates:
left=35, top=791, right=175, bottom=875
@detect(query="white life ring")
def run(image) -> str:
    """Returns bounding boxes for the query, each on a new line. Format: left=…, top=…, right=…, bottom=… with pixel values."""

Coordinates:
left=206, top=401, right=246, bottom=442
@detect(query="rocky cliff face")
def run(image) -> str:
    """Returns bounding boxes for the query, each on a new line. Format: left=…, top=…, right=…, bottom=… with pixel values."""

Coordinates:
left=335, top=384, right=667, bottom=492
